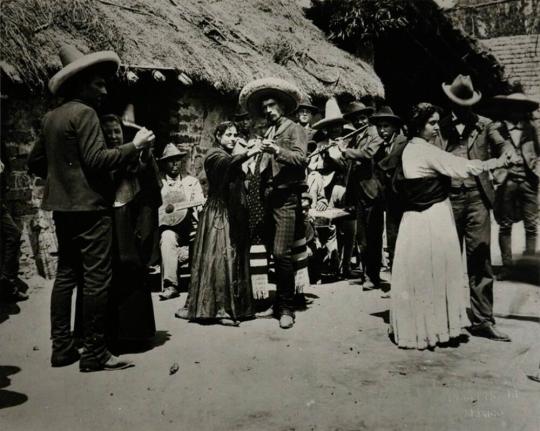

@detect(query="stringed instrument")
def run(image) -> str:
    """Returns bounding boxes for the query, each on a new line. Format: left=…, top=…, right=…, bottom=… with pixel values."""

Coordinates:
left=158, top=188, right=205, bottom=227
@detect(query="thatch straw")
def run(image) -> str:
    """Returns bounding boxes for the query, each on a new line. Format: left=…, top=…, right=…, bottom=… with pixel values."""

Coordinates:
left=0, top=0, right=384, bottom=98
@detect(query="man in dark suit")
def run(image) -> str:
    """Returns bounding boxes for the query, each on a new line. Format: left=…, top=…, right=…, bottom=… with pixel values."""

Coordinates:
left=490, top=87, right=539, bottom=280
left=240, top=77, right=307, bottom=329
left=437, top=75, right=510, bottom=342
left=28, top=45, right=155, bottom=371
left=340, top=101, right=385, bottom=287
left=372, top=106, right=408, bottom=271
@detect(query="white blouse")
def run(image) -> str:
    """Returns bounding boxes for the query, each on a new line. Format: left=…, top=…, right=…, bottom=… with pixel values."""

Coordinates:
left=402, top=137, right=484, bottom=180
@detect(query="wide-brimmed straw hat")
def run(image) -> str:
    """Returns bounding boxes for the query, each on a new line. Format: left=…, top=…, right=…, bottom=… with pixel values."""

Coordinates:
left=296, top=95, right=318, bottom=113
left=48, top=45, right=120, bottom=96
left=370, top=105, right=402, bottom=125
left=491, top=92, right=539, bottom=113
left=342, top=101, right=374, bottom=121
left=239, top=77, right=302, bottom=117
left=442, top=74, right=482, bottom=106
left=159, top=143, right=188, bottom=161
left=312, top=97, right=346, bottom=130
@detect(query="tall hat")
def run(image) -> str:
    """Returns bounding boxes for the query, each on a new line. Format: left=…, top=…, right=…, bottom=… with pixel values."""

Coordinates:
left=369, top=105, right=402, bottom=124
left=48, top=45, right=120, bottom=96
left=312, top=97, right=346, bottom=130
left=159, top=143, right=188, bottom=161
left=296, top=95, right=318, bottom=113
left=442, top=74, right=482, bottom=106
left=239, top=77, right=302, bottom=117
left=342, top=100, right=374, bottom=121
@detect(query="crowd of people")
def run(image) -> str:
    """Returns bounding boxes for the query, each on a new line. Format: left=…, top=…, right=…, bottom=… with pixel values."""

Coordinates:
left=6, top=43, right=537, bottom=372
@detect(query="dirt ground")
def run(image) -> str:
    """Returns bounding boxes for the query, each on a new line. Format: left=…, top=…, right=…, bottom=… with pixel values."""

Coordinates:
left=1, top=223, right=539, bottom=431
left=1, top=273, right=538, bottom=431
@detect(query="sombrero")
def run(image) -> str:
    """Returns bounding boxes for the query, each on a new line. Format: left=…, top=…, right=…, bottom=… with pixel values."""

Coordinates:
left=342, top=101, right=374, bottom=121
left=159, top=143, right=188, bottom=161
left=442, top=74, right=482, bottom=106
left=312, top=97, right=346, bottom=130
left=370, top=105, right=402, bottom=124
left=48, top=45, right=120, bottom=96
left=239, top=77, right=302, bottom=117
left=491, top=92, right=539, bottom=113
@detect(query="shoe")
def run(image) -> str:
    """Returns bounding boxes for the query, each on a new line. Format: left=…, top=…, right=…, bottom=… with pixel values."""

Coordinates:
left=80, top=355, right=134, bottom=372
left=51, top=348, right=80, bottom=367
left=469, top=323, right=511, bottom=342
left=279, top=314, right=294, bottom=329
left=496, top=267, right=512, bottom=281
left=174, top=307, right=189, bottom=319
left=255, top=307, right=275, bottom=319
left=7, top=289, right=29, bottom=302
left=159, top=287, right=179, bottom=301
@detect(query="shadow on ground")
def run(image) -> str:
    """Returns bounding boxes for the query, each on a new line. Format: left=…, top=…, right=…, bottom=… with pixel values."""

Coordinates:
left=0, top=365, right=28, bottom=409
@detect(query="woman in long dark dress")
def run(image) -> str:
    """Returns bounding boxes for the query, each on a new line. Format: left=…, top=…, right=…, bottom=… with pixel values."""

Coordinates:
left=175, top=122, right=260, bottom=325
left=101, top=115, right=160, bottom=348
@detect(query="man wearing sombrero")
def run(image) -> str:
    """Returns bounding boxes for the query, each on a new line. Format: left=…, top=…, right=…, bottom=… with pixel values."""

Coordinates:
left=437, top=74, right=510, bottom=342
left=239, top=77, right=308, bottom=329
left=28, top=45, right=156, bottom=371
left=339, top=100, right=385, bottom=287
left=490, top=81, right=539, bottom=280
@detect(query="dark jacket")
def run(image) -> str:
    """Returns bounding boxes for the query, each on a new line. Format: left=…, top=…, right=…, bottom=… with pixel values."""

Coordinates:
left=263, top=117, right=307, bottom=190
left=340, top=125, right=384, bottom=203
left=378, top=132, right=408, bottom=198
left=28, top=100, right=139, bottom=211
left=492, top=120, right=539, bottom=184
left=435, top=114, right=503, bottom=207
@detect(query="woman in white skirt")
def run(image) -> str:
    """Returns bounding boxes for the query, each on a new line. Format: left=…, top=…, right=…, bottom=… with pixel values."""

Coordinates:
left=390, top=103, right=507, bottom=350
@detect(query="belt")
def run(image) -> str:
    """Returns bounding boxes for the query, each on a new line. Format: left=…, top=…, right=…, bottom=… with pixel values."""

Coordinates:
left=450, top=184, right=478, bottom=193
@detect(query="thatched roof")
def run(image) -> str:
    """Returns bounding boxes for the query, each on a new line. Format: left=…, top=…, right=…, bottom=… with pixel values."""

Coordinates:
left=0, top=0, right=384, bottom=98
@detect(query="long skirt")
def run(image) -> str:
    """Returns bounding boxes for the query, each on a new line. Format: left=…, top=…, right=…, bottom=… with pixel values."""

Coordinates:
left=390, top=198, right=469, bottom=349
left=108, top=199, right=156, bottom=342
left=185, top=199, right=254, bottom=320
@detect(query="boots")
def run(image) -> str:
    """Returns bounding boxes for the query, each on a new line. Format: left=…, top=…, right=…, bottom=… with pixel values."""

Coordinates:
left=498, top=231, right=513, bottom=281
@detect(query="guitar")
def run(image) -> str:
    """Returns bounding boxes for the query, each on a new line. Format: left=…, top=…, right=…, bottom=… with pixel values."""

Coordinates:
left=158, top=193, right=206, bottom=227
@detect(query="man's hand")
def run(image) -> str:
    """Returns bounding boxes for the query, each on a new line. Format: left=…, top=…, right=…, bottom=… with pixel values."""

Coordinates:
left=133, top=128, right=155, bottom=150
left=261, top=139, right=280, bottom=155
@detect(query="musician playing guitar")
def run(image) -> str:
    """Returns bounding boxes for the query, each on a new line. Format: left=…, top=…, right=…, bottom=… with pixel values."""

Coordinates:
left=158, top=143, right=205, bottom=300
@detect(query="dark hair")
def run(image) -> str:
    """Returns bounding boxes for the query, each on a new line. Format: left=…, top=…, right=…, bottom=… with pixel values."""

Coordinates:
left=100, top=114, right=122, bottom=127
left=59, top=65, right=107, bottom=99
left=407, top=103, right=441, bottom=138
left=214, top=121, right=236, bottom=144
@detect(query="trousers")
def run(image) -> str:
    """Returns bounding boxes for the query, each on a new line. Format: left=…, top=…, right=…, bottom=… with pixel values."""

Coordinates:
left=495, top=177, right=538, bottom=266
left=51, top=211, right=112, bottom=364
left=0, top=203, right=21, bottom=283
left=267, top=190, right=304, bottom=316
left=449, top=189, right=494, bottom=327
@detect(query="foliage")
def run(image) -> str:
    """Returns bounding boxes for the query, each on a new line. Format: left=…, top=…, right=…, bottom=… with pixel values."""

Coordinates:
left=306, top=0, right=411, bottom=45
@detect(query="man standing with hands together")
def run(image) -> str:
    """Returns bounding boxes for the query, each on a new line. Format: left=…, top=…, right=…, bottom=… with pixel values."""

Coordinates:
left=28, top=45, right=156, bottom=371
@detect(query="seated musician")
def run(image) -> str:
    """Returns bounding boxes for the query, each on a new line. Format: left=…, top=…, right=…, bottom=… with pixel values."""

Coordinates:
left=158, top=143, right=205, bottom=300
left=309, top=98, right=353, bottom=278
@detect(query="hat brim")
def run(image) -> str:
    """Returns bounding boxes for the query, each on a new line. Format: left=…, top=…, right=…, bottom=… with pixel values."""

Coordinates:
left=442, top=83, right=482, bottom=106
left=159, top=152, right=188, bottom=161
left=491, top=95, right=539, bottom=112
left=48, top=51, right=120, bottom=96
left=240, top=78, right=302, bottom=118
left=312, top=116, right=346, bottom=130
left=297, top=103, right=318, bottom=113
left=343, top=107, right=374, bottom=120
left=370, top=113, right=402, bottom=124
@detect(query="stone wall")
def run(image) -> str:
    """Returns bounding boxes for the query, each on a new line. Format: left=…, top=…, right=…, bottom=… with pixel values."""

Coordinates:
left=1, top=86, right=239, bottom=279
